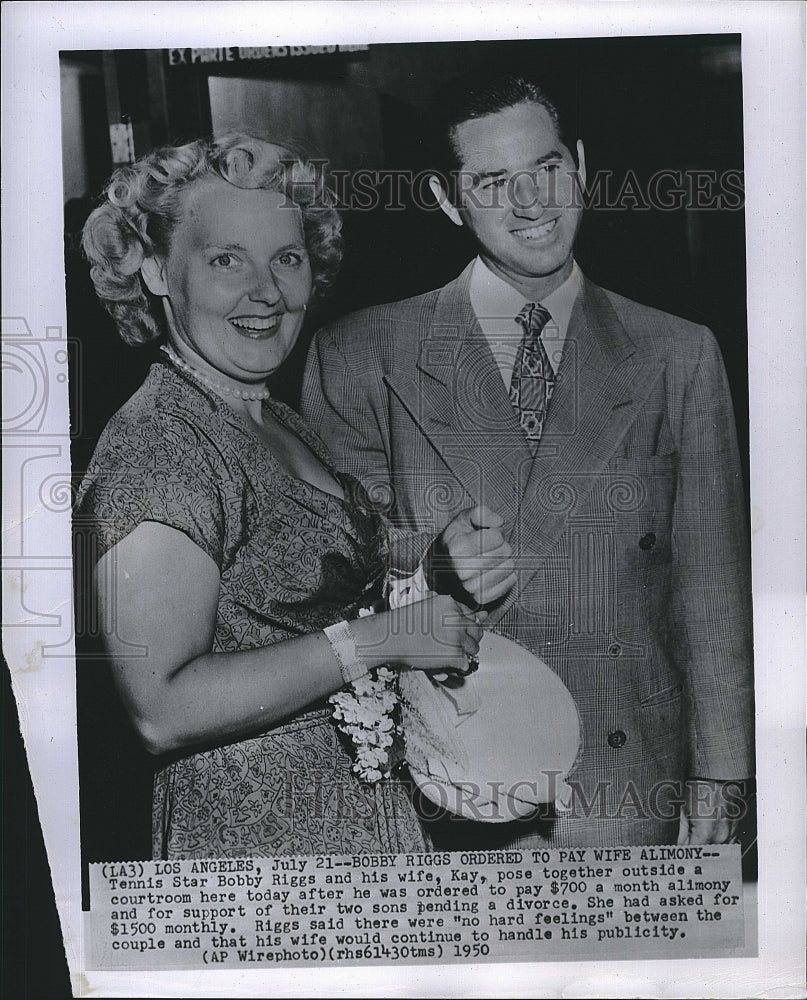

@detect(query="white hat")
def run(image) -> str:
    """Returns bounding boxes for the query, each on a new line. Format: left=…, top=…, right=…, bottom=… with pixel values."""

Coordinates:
left=400, top=631, right=581, bottom=823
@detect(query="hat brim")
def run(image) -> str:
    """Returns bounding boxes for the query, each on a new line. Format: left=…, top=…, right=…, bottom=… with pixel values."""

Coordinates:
left=401, top=631, right=581, bottom=823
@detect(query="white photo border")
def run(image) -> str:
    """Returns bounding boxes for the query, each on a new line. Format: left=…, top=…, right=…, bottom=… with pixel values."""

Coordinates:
left=2, top=1, right=805, bottom=997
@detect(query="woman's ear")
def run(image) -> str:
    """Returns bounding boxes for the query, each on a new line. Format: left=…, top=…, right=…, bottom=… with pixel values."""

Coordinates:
left=140, top=256, right=168, bottom=296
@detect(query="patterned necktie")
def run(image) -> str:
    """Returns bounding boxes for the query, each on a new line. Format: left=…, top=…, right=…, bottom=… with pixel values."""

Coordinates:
left=510, top=302, right=556, bottom=452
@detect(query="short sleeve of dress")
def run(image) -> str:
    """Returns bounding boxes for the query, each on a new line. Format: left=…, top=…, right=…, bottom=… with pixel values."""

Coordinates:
left=75, top=403, right=227, bottom=568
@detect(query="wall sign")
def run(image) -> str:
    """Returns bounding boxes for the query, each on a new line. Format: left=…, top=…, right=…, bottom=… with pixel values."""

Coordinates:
left=166, top=44, right=368, bottom=67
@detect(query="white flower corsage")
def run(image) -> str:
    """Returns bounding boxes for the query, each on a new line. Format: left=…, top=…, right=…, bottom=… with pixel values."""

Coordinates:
left=329, top=607, right=403, bottom=783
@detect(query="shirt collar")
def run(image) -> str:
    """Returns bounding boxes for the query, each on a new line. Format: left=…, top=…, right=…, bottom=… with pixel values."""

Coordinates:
left=469, top=255, right=583, bottom=339
left=468, top=256, right=583, bottom=383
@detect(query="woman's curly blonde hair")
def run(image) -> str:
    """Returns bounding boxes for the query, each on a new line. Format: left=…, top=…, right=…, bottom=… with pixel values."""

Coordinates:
left=82, top=133, right=343, bottom=346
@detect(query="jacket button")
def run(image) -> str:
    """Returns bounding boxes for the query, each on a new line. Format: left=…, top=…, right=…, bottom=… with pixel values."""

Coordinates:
left=607, top=730, right=627, bottom=749
left=607, top=643, right=621, bottom=658
left=639, top=532, right=657, bottom=550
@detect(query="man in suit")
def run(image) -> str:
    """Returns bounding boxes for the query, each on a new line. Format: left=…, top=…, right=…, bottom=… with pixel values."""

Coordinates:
left=302, top=75, right=754, bottom=848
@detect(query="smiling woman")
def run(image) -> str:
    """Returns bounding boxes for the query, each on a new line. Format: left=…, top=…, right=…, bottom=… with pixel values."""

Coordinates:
left=74, top=134, right=513, bottom=859
left=139, top=182, right=313, bottom=385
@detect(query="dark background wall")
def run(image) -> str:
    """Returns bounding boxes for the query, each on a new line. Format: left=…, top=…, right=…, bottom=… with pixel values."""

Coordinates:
left=63, top=35, right=750, bottom=870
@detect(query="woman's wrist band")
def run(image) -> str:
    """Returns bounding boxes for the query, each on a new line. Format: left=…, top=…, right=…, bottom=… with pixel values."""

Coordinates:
left=324, top=620, right=368, bottom=686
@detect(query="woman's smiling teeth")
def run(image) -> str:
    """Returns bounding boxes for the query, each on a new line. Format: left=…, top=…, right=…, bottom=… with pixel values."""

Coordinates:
left=230, top=315, right=281, bottom=337
left=513, top=218, right=558, bottom=240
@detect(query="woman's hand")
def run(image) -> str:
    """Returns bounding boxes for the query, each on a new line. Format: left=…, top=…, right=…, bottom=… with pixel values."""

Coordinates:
left=351, top=595, right=485, bottom=676
left=97, top=526, right=485, bottom=757
left=429, top=504, right=517, bottom=606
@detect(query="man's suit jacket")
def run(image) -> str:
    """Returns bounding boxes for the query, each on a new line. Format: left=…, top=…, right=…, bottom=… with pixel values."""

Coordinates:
left=302, top=262, right=754, bottom=847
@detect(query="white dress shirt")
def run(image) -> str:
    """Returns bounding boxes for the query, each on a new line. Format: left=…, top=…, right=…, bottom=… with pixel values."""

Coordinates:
left=468, top=256, right=583, bottom=391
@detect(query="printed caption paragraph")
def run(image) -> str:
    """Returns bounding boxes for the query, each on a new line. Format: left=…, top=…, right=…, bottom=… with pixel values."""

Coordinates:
left=87, top=846, right=745, bottom=968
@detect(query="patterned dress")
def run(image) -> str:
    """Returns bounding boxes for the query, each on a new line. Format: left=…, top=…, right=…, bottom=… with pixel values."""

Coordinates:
left=75, top=358, right=427, bottom=858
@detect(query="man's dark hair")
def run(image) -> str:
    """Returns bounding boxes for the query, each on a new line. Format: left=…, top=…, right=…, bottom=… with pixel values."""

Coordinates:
left=430, top=73, right=577, bottom=204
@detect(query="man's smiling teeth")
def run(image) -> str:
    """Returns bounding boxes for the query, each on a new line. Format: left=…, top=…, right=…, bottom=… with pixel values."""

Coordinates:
left=513, top=218, right=558, bottom=240
left=230, top=316, right=280, bottom=332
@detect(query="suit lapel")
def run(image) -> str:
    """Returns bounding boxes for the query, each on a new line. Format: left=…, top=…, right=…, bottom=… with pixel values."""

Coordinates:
left=384, top=263, right=531, bottom=527
left=493, top=280, right=665, bottom=621
left=385, top=269, right=665, bottom=623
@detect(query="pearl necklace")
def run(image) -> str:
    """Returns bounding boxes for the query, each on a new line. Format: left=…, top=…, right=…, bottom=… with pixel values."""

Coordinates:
left=160, top=344, right=272, bottom=401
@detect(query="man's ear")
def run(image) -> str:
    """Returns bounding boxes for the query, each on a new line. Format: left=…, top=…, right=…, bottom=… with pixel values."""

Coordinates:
left=140, top=256, right=168, bottom=296
left=576, top=140, right=587, bottom=190
left=427, top=174, right=463, bottom=228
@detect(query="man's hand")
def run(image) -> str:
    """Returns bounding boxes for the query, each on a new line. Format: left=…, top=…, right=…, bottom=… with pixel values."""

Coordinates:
left=677, top=779, right=745, bottom=845
left=429, top=504, right=517, bottom=607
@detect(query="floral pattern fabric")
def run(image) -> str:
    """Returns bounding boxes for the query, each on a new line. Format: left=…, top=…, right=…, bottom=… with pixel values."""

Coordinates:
left=75, top=358, right=426, bottom=858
